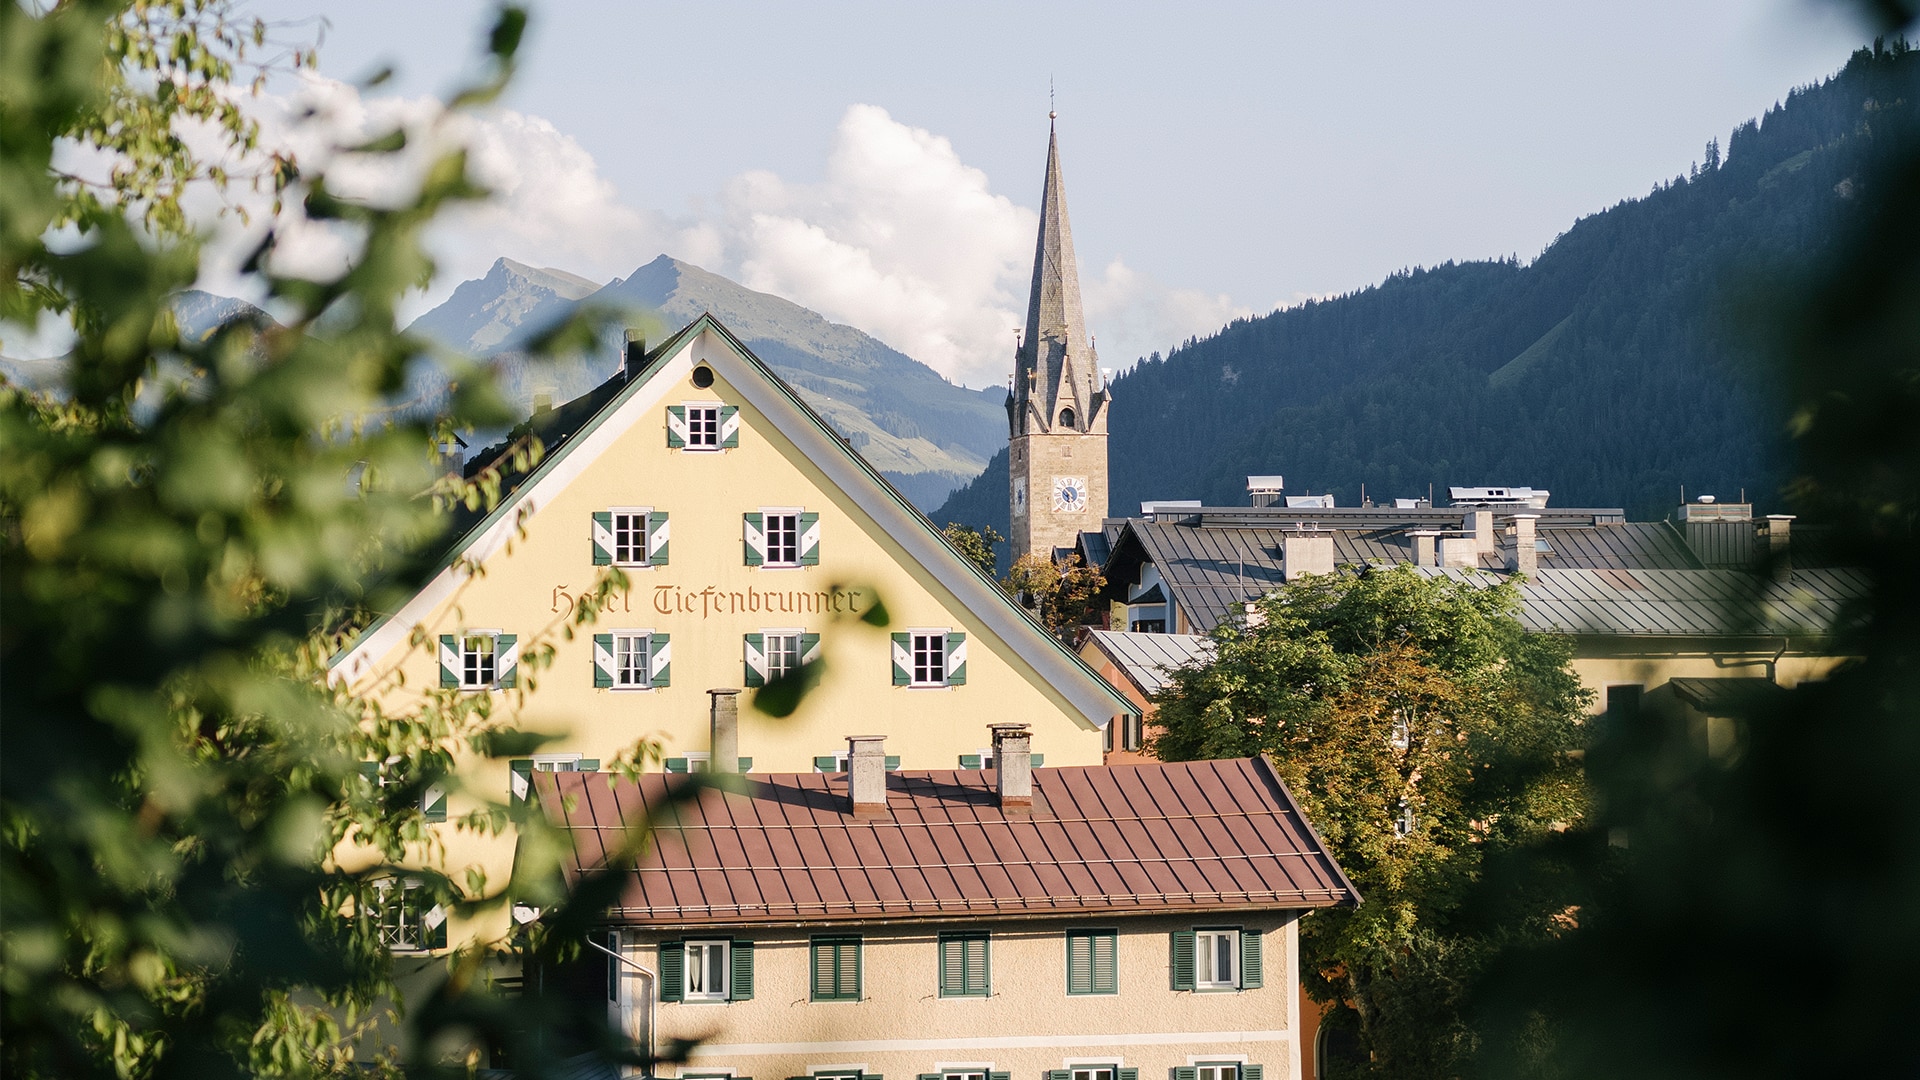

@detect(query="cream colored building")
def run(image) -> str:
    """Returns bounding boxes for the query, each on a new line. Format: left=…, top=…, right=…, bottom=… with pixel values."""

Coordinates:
left=538, top=732, right=1357, bottom=1080
left=329, top=313, right=1135, bottom=947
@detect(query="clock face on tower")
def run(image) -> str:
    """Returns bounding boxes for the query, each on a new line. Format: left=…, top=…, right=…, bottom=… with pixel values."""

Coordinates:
left=1011, top=477, right=1028, bottom=517
left=1052, top=475, right=1089, bottom=514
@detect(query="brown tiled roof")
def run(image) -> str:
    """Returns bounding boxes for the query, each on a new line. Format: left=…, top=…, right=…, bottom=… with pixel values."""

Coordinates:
left=536, top=758, right=1358, bottom=928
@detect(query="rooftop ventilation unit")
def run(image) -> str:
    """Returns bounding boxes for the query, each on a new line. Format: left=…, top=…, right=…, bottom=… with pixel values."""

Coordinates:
left=1286, top=494, right=1336, bottom=509
left=1246, top=475, right=1285, bottom=508
left=1448, top=486, right=1550, bottom=509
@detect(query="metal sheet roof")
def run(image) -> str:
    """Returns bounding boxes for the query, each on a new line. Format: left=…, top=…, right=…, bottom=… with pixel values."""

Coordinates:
left=1415, top=566, right=1869, bottom=637
left=1087, top=630, right=1214, bottom=696
left=538, top=759, right=1358, bottom=927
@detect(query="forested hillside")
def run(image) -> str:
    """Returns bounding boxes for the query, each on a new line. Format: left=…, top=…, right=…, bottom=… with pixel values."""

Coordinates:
left=937, top=42, right=1920, bottom=538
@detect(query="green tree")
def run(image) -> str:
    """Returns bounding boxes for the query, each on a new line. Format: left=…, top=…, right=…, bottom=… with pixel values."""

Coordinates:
left=1002, top=551, right=1107, bottom=641
left=0, top=4, right=645, bottom=1078
left=1150, top=567, right=1589, bottom=1078
left=941, top=521, right=1004, bottom=579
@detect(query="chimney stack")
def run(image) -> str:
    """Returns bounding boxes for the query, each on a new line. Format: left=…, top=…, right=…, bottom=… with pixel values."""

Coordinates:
left=1469, top=510, right=1496, bottom=555
left=846, top=735, right=888, bottom=818
left=1766, top=515, right=1795, bottom=583
left=1409, top=530, right=1439, bottom=568
left=622, top=328, right=646, bottom=380
left=1507, top=514, right=1539, bottom=578
left=989, top=723, right=1033, bottom=814
left=708, top=689, right=740, bottom=773
left=1282, top=533, right=1336, bottom=581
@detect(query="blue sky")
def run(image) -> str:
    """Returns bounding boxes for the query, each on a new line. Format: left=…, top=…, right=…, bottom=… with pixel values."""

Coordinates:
left=233, top=0, right=1871, bottom=386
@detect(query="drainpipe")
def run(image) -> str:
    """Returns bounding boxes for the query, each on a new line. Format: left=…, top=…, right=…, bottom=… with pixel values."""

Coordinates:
left=586, top=933, right=656, bottom=1073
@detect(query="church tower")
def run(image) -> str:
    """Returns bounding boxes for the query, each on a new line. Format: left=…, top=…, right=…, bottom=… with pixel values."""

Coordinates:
left=1008, top=115, right=1108, bottom=564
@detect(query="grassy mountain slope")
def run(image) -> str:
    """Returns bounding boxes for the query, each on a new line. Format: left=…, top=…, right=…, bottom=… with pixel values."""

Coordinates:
left=936, top=43, right=1920, bottom=537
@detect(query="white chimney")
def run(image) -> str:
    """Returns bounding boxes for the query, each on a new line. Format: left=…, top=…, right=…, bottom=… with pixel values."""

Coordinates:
left=1766, top=515, right=1795, bottom=583
left=1469, top=511, right=1496, bottom=554
left=1440, top=537, right=1479, bottom=568
left=1409, top=530, right=1439, bottom=568
left=1282, top=534, right=1335, bottom=581
left=1507, top=514, right=1539, bottom=578
left=709, top=689, right=740, bottom=773
left=846, top=735, right=888, bottom=818
left=989, top=723, right=1033, bottom=813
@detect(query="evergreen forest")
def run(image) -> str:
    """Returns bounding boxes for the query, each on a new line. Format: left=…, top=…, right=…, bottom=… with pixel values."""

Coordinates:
left=936, top=43, right=1920, bottom=539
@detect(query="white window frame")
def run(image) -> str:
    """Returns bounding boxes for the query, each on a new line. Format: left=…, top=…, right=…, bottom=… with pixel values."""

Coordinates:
left=815, top=750, right=850, bottom=773
left=684, top=938, right=731, bottom=1001
left=1394, top=801, right=1416, bottom=838
left=761, top=507, right=802, bottom=567
left=911, top=630, right=949, bottom=687
left=681, top=751, right=712, bottom=774
left=762, top=628, right=804, bottom=681
left=611, top=630, right=651, bottom=690
left=1196, top=1064, right=1241, bottom=1080
left=460, top=631, right=500, bottom=689
left=1195, top=928, right=1240, bottom=990
left=373, top=877, right=441, bottom=954
left=533, top=753, right=584, bottom=772
left=684, top=403, right=722, bottom=450
left=1070, top=1067, right=1117, bottom=1080
left=941, top=1072, right=987, bottom=1080
left=609, top=505, right=652, bottom=566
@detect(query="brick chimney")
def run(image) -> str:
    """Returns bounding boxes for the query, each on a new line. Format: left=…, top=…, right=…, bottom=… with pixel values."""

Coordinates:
left=1507, top=514, right=1539, bottom=578
left=1766, top=515, right=1795, bottom=583
left=846, top=735, right=888, bottom=818
left=708, top=689, right=739, bottom=773
left=989, top=723, right=1033, bottom=814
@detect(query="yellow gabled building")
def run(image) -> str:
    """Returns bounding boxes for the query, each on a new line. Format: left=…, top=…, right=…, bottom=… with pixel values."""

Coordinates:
left=331, top=312, right=1136, bottom=946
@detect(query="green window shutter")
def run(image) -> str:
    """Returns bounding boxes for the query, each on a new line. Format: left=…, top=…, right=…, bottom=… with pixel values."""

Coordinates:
left=798, top=511, right=821, bottom=565
left=1048, top=1072, right=1072, bottom=1080
left=743, top=512, right=765, bottom=566
left=658, top=941, right=684, bottom=1002
left=593, top=633, right=614, bottom=688
left=743, top=633, right=767, bottom=688
left=1093, top=929, right=1117, bottom=993
left=649, top=632, right=671, bottom=687
left=1119, top=1070, right=1138, bottom=1080
left=718, top=405, right=740, bottom=448
left=665, top=758, right=689, bottom=774
left=989, top=1073, right=1009, bottom=1080
left=890, top=633, right=911, bottom=685
left=737, top=757, right=753, bottom=772
left=729, top=939, right=754, bottom=1001
left=919, top=1074, right=943, bottom=1080
left=1176, top=1070, right=1198, bottom=1080
left=959, top=754, right=983, bottom=769
left=577, top=759, right=599, bottom=772
left=1242, top=1067, right=1262, bottom=1080
left=810, top=936, right=861, bottom=1001
left=1031, top=753, right=1045, bottom=767
left=884, top=755, right=901, bottom=771
left=438, top=635, right=459, bottom=688
left=591, top=511, right=613, bottom=565
left=509, top=759, right=533, bottom=805
left=937, top=933, right=987, bottom=996
left=1171, top=929, right=1196, bottom=991
left=1067, top=931, right=1091, bottom=994
left=422, top=783, right=447, bottom=822
left=814, top=755, right=840, bottom=771
left=799, top=632, right=821, bottom=665
left=1240, top=927, right=1263, bottom=989
left=944, top=631, right=967, bottom=685
left=648, top=510, right=670, bottom=565
left=665, top=405, right=687, bottom=448
left=495, top=634, right=518, bottom=688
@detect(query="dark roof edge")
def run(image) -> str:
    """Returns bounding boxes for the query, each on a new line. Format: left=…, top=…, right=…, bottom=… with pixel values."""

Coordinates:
left=1254, top=754, right=1363, bottom=908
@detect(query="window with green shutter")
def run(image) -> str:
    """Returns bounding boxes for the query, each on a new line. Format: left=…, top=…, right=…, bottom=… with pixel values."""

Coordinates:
left=1174, top=927, right=1261, bottom=991
left=810, top=935, right=861, bottom=1001
left=936, top=931, right=989, bottom=997
left=1066, top=929, right=1118, bottom=994
left=508, top=759, right=533, bottom=806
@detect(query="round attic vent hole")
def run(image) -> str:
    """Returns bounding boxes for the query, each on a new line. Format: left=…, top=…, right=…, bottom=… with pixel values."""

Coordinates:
left=691, top=365, right=715, bottom=388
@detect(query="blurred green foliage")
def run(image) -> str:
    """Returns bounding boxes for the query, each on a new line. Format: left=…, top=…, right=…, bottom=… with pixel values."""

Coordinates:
left=1151, top=568, right=1589, bottom=1077
left=0, top=3, right=644, bottom=1077
left=1472, top=30, right=1920, bottom=1079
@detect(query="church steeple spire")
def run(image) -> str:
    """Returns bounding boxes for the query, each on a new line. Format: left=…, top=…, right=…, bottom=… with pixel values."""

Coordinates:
left=1012, top=114, right=1105, bottom=440
left=1007, top=115, right=1109, bottom=565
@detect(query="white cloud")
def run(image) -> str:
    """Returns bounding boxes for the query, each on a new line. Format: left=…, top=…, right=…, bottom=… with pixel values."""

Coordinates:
left=178, top=89, right=1243, bottom=387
